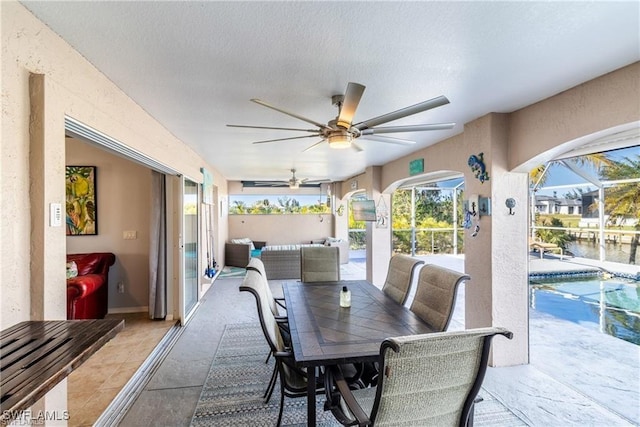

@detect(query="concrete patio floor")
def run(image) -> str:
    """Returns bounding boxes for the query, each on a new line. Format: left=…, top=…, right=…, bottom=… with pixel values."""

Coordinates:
left=356, top=251, right=639, bottom=425
left=118, top=252, right=639, bottom=426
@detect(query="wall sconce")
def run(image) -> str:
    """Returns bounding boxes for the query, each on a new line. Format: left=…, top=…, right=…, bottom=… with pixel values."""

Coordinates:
left=505, top=198, right=516, bottom=215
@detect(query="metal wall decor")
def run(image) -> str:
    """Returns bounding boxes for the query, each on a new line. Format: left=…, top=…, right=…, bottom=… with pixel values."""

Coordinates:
left=468, top=152, right=489, bottom=183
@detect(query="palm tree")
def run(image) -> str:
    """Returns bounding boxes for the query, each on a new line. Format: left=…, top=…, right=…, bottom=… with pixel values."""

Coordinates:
left=600, top=156, right=640, bottom=264
left=529, top=153, right=613, bottom=188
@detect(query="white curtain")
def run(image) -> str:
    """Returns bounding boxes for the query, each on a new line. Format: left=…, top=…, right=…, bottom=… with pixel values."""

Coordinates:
left=149, top=171, right=167, bottom=319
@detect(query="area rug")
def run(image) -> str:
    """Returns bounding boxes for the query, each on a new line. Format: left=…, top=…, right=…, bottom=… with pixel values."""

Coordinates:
left=190, top=323, right=527, bottom=427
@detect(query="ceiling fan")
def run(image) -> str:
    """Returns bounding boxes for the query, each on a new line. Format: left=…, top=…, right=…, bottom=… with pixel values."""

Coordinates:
left=249, top=168, right=330, bottom=189
left=227, top=82, right=455, bottom=152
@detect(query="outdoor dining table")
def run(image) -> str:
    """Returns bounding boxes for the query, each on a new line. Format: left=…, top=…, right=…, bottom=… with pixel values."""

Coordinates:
left=282, top=279, right=435, bottom=426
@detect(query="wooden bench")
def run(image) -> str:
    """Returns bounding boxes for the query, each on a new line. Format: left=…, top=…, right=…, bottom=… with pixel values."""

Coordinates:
left=1, top=319, right=124, bottom=425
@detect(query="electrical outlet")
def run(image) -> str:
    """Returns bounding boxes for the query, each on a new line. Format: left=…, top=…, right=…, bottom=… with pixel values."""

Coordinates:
left=117, top=282, right=125, bottom=293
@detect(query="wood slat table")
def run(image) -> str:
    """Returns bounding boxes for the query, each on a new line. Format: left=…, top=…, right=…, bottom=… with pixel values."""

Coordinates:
left=1, top=319, right=124, bottom=425
left=283, top=280, right=435, bottom=426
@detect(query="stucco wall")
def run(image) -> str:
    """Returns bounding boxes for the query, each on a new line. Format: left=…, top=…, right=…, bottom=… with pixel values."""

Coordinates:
left=508, top=62, right=640, bottom=172
left=66, top=138, right=151, bottom=312
left=228, top=214, right=334, bottom=246
left=1, top=2, right=228, bottom=329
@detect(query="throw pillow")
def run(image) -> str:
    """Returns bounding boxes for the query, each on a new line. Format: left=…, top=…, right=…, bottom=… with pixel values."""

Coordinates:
left=231, top=237, right=255, bottom=250
left=66, top=261, right=78, bottom=279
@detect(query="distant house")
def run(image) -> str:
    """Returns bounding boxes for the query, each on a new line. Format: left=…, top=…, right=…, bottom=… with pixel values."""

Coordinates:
left=534, top=194, right=583, bottom=215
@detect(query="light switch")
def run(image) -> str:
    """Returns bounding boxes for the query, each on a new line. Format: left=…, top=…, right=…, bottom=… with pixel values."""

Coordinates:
left=50, top=203, right=62, bottom=227
left=123, top=230, right=137, bottom=240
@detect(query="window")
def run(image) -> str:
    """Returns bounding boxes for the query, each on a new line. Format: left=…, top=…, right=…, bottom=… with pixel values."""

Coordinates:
left=228, top=194, right=330, bottom=214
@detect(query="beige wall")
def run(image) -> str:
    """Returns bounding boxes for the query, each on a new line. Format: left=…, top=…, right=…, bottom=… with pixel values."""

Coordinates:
left=66, top=138, right=151, bottom=311
left=1, top=2, right=228, bottom=329
left=227, top=180, right=335, bottom=246
left=508, top=62, right=640, bottom=172
left=228, top=214, right=334, bottom=246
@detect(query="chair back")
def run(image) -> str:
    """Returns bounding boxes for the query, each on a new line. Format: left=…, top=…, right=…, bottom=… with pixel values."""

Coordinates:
left=410, top=265, right=470, bottom=332
left=381, top=255, right=424, bottom=306
left=300, top=246, right=340, bottom=282
left=239, top=269, right=285, bottom=353
left=246, top=258, right=281, bottom=316
left=371, top=328, right=513, bottom=426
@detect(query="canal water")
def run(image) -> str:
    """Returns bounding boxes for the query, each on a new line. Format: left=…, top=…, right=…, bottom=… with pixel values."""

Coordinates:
left=567, top=240, right=636, bottom=264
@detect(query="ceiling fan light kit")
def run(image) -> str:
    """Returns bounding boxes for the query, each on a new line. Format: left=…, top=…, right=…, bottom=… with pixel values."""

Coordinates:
left=227, top=82, right=455, bottom=154
left=327, top=131, right=352, bottom=149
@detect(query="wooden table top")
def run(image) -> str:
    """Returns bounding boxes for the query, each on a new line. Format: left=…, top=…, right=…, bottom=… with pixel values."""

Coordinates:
left=282, top=280, right=434, bottom=367
left=1, top=319, right=124, bottom=425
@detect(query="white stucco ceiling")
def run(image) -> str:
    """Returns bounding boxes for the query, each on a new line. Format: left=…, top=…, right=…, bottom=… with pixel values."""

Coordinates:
left=20, top=1, right=640, bottom=183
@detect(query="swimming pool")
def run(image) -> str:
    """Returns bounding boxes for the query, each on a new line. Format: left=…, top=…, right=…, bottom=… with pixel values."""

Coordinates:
left=529, top=274, right=640, bottom=345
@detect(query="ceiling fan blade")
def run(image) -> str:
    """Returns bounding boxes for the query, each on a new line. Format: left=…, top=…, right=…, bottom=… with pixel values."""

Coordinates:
left=302, top=140, right=327, bottom=152
left=227, top=124, right=321, bottom=133
left=353, top=95, right=450, bottom=131
left=362, top=123, right=455, bottom=134
left=359, top=135, right=416, bottom=145
left=351, top=141, right=364, bottom=152
left=252, top=134, right=321, bottom=144
left=251, top=99, right=330, bottom=130
left=337, top=82, right=366, bottom=128
left=306, top=178, right=331, bottom=184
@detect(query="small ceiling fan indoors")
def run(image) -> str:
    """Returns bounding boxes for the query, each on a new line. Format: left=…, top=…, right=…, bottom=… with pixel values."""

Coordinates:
left=227, top=82, right=455, bottom=152
left=249, top=168, right=330, bottom=189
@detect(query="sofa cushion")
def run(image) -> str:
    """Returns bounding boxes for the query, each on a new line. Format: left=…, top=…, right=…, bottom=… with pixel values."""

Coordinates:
left=231, top=237, right=255, bottom=250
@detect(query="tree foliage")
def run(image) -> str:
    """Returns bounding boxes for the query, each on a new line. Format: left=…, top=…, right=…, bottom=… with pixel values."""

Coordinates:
left=391, top=188, right=463, bottom=255
left=228, top=196, right=329, bottom=214
left=600, top=155, right=640, bottom=264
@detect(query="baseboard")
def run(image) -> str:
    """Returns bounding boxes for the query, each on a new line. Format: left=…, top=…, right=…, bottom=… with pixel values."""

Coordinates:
left=108, top=306, right=149, bottom=314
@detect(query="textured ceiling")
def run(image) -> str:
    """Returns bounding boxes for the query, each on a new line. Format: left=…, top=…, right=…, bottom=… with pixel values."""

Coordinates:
left=21, top=1, right=640, bottom=182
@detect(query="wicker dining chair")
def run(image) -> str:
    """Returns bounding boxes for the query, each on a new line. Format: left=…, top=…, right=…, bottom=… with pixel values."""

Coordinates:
left=247, top=257, right=286, bottom=316
left=324, top=327, right=513, bottom=427
left=300, top=246, right=340, bottom=282
left=410, top=264, right=470, bottom=332
left=381, top=254, right=425, bottom=306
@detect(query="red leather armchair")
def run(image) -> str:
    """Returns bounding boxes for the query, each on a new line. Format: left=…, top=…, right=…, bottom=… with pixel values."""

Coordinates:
left=66, top=252, right=116, bottom=320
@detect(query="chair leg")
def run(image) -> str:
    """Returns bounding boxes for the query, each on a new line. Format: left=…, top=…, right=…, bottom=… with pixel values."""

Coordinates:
left=263, top=364, right=278, bottom=402
left=276, top=387, right=285, bottom=427
left=265, top=350, right=271, bottom=364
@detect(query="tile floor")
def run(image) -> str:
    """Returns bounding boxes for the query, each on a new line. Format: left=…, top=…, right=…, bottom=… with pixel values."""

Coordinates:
left=66, top=313, right=175, bottom=427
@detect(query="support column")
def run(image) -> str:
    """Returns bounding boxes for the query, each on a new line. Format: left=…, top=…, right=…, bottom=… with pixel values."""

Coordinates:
left=464, top=114, right=529, bottom=366
left=29, top=73, right=67, bottom=321
left=29, top=74, right=68, bottom=425
left=362, top=167, right=392, bottom=287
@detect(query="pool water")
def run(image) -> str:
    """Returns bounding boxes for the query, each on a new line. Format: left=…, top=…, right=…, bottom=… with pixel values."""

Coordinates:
left=529, top=275, right=640, bottom=345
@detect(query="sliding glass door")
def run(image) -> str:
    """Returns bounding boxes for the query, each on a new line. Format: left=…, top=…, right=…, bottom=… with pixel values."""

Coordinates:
left=181, top=177, right=199, bottom=323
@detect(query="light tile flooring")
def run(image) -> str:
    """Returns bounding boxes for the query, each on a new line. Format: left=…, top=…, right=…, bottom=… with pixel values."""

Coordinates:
left=66, top=313, right=175, bottom=427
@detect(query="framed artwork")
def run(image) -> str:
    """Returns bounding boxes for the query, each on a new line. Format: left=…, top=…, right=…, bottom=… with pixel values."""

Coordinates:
left=65, top=166, right=97, bottom=235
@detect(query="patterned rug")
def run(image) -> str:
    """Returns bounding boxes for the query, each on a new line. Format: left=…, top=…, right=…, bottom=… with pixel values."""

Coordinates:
left=190, top=323, right=527, bottom=426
